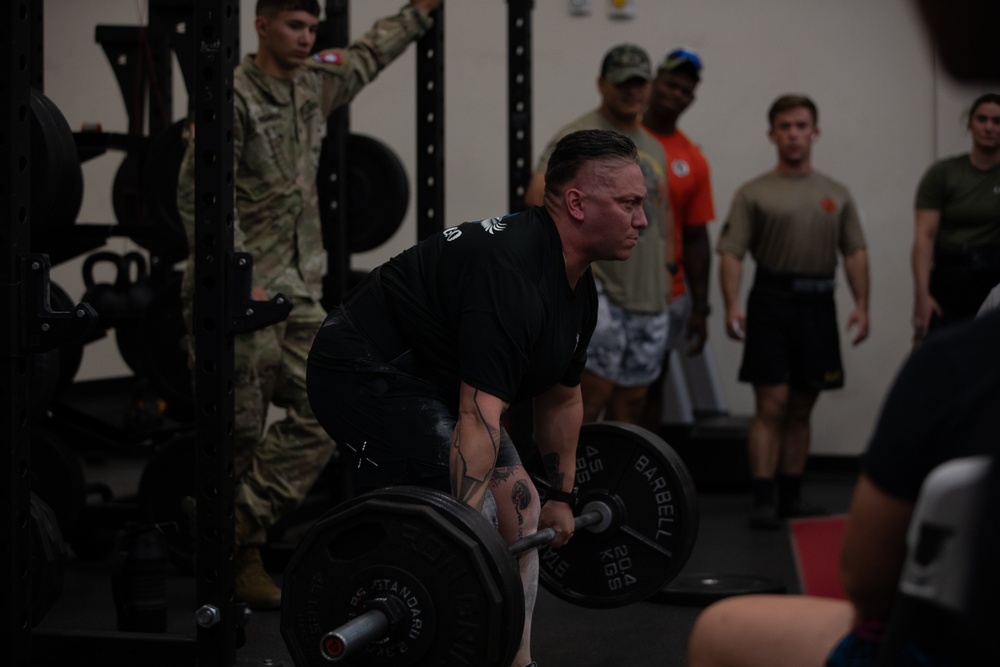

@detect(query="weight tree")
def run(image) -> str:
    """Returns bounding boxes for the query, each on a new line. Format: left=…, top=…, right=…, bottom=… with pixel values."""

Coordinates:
left=2, top=1, right=536, bottom=665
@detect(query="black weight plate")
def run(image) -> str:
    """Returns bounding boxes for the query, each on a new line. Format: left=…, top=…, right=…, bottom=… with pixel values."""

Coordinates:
left=373, top=486, right=524, bottom=667
left=650, top=572, right=786, bottom=607
left=535, top=421, right=699, bottom=608
left=137, top=432, right=197, bottom=571
left=137, top=273, right=194, bottom=421
left=281, top=489, right=508, bottom=667
left=30, top=424, right=87, bottom=539
left=141, top=120, right=190, bottom=264
left=29, top=89, right=83, bottom=250
left=112, top=151, right=146, bottom=227
left=114, top=319, right=146, bottom=377
left=318, top=133, right=409, bottom=253
left=36, top=91, right=84, bottom=235
left=30, top=491, right=68, bottom=626
left=28, top=348, right=60, bottom=427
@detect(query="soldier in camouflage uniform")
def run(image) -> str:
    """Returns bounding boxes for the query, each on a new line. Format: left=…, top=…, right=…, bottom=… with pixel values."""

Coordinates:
left=176, top=0, right=443, bottom=609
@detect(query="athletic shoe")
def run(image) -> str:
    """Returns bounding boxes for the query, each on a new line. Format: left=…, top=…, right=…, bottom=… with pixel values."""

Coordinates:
left=778, top=498, right=828, bottom=519
left=748, top=503, right=781, bottom=530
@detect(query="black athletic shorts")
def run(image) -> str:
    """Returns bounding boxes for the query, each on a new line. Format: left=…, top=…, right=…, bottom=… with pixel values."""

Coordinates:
left=929, top=259, right=1000, bottom=332
left=738, top=272, right=844, bottom=391
left=307, top=278, right=522, bottom=492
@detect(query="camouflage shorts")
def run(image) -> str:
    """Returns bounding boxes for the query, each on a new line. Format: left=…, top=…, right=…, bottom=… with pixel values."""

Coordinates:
left=585, top=282, right=669, bottom=387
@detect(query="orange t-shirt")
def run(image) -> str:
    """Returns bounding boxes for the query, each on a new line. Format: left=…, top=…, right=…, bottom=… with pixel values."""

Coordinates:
left=644, top=127, right=715, bottom=299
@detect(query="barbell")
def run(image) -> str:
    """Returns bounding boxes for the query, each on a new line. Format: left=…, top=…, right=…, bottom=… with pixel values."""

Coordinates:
left=280, top=422, right=699, bottom=667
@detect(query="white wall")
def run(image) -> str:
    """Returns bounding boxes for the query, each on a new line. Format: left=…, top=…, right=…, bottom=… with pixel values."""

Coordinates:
left=42, top=0, right=994, bottom=455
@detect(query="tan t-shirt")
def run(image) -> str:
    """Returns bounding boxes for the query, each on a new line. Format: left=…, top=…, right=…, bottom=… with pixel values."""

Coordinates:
left=717, top=170, right=866, bottom=274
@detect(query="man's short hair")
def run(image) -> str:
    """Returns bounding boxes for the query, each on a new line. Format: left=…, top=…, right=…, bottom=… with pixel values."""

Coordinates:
left=256, top=0, right=320, bottom=18
left=544, top=129, right=638, bottom=198
left=768, top=94, right=818, bottom=126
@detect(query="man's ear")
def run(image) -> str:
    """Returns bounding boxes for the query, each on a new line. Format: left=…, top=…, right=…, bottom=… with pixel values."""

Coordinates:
left=565, top=187, right=585, bottom=221
left=255, top=15, right=268, bottom=40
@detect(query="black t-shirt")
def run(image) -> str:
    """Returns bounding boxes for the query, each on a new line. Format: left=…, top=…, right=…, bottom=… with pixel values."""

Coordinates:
left=378, top=206, right=597, bottom=405
left=862, top=309, right=1000, bottom=501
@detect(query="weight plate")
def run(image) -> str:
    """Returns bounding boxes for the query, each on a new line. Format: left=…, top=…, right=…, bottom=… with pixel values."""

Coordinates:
left=373, top=486, right=524, bottom=667
left=30, top=491, right=68, bottom=626
left=30, top=424, right=87, bottom=539
left=112, top=151, right=146, bottom=228
left=319, top=133, right=409, bottom=253
left=28, top=348, right=60, bottom=427
left=534, top=421, right=699, bottom=608
left=650, top=572, right=786, bottom=607
left=29, top=89, right=83, bottom=251
left=141, top=120, right=190, bottom=264
left=137, top=432, right=197, bottom=571
left=36, top=91, right=84, bottom=234
left=281, top=489, right=510, bottom=667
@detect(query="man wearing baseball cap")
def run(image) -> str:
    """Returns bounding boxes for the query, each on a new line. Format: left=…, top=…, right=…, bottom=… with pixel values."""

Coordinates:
left=642, top=48, right=717, bottom=431
left=524, top=44, right=673, bottom=426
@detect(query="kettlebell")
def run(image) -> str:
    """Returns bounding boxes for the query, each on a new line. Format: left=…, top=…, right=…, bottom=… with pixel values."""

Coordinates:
left=82, top=251, right=130, bottom=327
left=120, top=251, right=154, bottom=317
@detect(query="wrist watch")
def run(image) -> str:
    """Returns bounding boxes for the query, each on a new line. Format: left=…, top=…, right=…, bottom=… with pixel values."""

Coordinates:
left=546, top=486, right=578, bottom=506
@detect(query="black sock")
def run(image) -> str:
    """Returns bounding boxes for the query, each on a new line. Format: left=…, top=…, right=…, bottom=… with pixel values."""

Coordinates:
left=777, top=474, right=803, bottom=508
left=752, top=478, right=775, bottom=507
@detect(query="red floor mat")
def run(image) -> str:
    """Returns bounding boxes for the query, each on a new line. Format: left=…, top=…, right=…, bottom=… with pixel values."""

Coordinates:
left=789, top=514, right=848, bottom=599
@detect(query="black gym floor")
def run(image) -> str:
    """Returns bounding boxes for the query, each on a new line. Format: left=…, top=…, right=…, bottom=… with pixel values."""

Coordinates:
left=34, top=453, right=858, bottom=667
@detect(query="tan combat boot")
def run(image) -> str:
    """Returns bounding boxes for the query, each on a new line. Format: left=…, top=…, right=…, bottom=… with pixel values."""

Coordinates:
left=234, top=507, right=281, bottom=610
left=233, top=544, right=282, bottom=610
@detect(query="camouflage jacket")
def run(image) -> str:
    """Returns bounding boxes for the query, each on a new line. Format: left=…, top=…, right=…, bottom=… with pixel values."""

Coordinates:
left=179, top=5, right=432, bottom=300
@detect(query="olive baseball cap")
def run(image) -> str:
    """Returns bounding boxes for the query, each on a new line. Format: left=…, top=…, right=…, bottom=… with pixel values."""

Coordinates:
left=600, top=44, right=653, bottom=84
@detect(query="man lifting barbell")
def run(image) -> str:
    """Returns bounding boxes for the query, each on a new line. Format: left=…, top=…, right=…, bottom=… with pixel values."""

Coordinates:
left=307, top=129, right=650, bottom=667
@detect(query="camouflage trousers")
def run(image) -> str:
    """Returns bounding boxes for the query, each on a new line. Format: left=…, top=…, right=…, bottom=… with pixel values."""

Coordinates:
left=231, top=297, right=335, bottom=545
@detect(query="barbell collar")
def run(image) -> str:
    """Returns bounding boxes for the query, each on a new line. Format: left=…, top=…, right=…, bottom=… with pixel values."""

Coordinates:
left=320, top=609, right=390, bottom=662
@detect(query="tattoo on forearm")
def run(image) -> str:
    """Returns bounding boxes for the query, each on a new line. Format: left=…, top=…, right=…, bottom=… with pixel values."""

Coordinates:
left=472, top=389, right=501, bottom=457
left=511, top=479, right=531, bottom=539
left=451, top=430, right=487, bottom=503
left=541, top=453, right=566, bottom=492
left=451, top=389, right=501, bottom=504
left=491, top=467, right=514, bottom=482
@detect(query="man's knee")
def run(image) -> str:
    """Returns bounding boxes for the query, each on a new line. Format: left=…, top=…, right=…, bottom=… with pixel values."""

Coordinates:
left=753, top=384, right=791, bottom=423
left=785, top=388, right=819, bottom=424
left=580, top=370, right=615, bottom=421
left=606, top=384, right=650, bottom=422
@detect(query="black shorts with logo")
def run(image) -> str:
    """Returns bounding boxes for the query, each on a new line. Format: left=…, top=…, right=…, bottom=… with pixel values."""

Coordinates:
left=738, top=269, right=844, bottom=391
